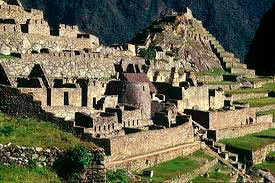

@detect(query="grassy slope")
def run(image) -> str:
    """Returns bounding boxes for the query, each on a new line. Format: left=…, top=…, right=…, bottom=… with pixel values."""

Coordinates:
left=0, top=113, right=96, bottom=150
left=0, top=165, right=61, bottom=183
left=0, top=54, right=15, bottom=60
left=143, top=150, right=215, bottom=183
left=220, top=128, right=275, bottom=151
left=236, top=97, right=275, bottom=107
left=226, top=82, right=275, bottom=94
left=191, top=163, right=232, bottom=183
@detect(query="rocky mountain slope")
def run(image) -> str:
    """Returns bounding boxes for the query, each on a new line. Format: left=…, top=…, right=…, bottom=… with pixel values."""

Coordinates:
left=17, top=0, right=274, bottom=63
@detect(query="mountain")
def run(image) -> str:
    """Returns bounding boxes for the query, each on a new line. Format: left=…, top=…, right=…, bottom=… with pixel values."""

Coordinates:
left=245, top=3, right=275, bottom=76
left=18, top=0, right=274, bottom=63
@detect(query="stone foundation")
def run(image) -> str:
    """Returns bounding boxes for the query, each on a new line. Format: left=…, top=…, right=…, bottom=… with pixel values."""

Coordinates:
left=215, top=122, right=273, bottom=141
left=105, top=142, right=200, bottom=171
left=252, top=142, right=275, bottom=164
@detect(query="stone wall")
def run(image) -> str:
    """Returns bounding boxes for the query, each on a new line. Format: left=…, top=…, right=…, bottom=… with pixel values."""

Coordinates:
left=209, top=108, right=256, bottom=130
left=252, top=142, right=275, bottom=164
left=28, top=19, right=50, bottom=36
left=178, top=86, right=209, bottom=112
left=51, top=88, right=82, bottom=107
left=215, top=122, right=273, bottom=141
left=0, top=143, right=106, bottom=183
left=105, top=142, right=200, bottom=171
left=0, top=4, right=43, bottom=24
left=108, top=121, right=194, bottom=161
left=231, top=93, right=268, bottom=101
left=209, top=89, right=224, bottom=110
left=256, top=114, right=273, bottom=124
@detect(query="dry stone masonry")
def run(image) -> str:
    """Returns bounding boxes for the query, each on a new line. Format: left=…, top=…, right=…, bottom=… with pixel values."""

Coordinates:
left=0, top=1, right=274, bottom=181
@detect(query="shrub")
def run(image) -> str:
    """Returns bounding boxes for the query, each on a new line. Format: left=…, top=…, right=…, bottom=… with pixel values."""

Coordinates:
left=106, top=169, right=129, bottom=183
left=0, top=125, right=13, bottom=136
left=139, top=47, right=156, bottom=60
left=54, top=146, right=92, bottom=179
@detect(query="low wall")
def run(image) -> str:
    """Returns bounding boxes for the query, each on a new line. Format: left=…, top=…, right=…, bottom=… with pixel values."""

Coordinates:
left=108, top=121, right=194, bottom=161
left=165, top=158, right=218, bottom=183
left=0, top=143, right=106, bottom=182
left=252, top=142, right=275, bottom=164
left=215, top=122, right=273, bottom=141
left=255, top=104, right=275, bottom=112
left=105, top=142, right=200, bottom=171
left=232, top=93, right=268, bottom=101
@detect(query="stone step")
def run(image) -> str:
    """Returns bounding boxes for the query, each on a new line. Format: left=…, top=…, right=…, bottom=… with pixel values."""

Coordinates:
left=219, top=152, right=229, bottom=160
left=214, top=143, right=226, bottom=152
left=219, top=52, right=234, bottom=58
left=231, top=162, right=242, bottom=170
left=229, top=153, right=238, bottom=162
left=205, top=139, right=215, bottom=147
left=225, top=62, right=247, bottom=69
left=227, top=67, right=255, bottom=77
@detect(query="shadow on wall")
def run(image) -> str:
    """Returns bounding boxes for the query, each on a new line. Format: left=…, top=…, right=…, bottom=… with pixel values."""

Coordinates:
left=245, top=2, right=275, bottom=76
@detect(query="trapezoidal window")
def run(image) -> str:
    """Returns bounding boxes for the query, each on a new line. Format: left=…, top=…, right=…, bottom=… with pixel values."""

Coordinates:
left=64, top=92, right=69, bottom=106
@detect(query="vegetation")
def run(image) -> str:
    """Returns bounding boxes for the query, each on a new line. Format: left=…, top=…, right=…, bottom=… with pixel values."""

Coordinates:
left=191, top=163, right=232, bottom=183
left=246, top=76, right=274, bottom=83
left=257, top=109, right=275, bottom=118
left=139, top=47, right=156, bottom=60
left=106, top=169, right=129, bottom=183
left=0, top=54, right=15, bottom=60
left=141, top=150, right=214, bottom=182
left=226, top=82, right=275, bottom=94
left=0, top=113, right=96, bottom=150
left=54, top=146, right=92, bottom=181
left=205, top=81, right=236, bottom=85
left=254, top=152, right=275, bottom=175
left=0, top=165, right=61, bottom=183
left=236, top=97, right=275, bottom=107
left=197, top=68, right=227, bottom=78
left=220, top=128, right=275, bottom=151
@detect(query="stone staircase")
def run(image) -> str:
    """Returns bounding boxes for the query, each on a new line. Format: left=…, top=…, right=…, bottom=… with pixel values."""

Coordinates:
left=203, top=138, right=252, bottom=181
left=192, top=121, right=252, bottom=181
left=204, top=31, right=255, bottom=78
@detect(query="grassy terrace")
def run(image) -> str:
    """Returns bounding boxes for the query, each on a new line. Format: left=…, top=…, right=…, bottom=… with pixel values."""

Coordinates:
left=257, top=109, right=275, bottom=118
left=0, top=113, right=96, bottom=150
left=205, top=81, right=237, bottom=85
left=141, top=150, right=215, bottom=183
left=225, top=82, right=275, bottom=94
left=0, top=54, right=16, bottom=60
left=196, top=68, right=228, bottom=78
left=191, top=163, right=232, bottom=183
left=220, top=128, right=275, bottom=151
left=0, top=165, right=60, bottom=183
left=235, top=97, right=275, bottom=107
left=246, top=76, right=274, bottom=83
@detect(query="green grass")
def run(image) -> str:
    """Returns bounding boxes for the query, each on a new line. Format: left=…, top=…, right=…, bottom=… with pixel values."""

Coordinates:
left=257, top=109, right=275, bottom=118
left=220, top=128, right=275, bottom=151
left=0, top=54, right=15, bottom=60
left=197, top=68, right=227, bottom=78
left=0, top=113, right=96, bottom=150
left=142, top=150, right=215, bottom=183
left=225, top=82, right=275, bottom=94
left=205, top=81, right=237, bottom=85
left=191, top=163, right=232, bottom=183
left=254, top=162, right=275, bottom=175
left=246, top=76, right=274, bottom=83
left=236, top=97, right=275, bottom=107
left=0, top=165, right=61, bottom=183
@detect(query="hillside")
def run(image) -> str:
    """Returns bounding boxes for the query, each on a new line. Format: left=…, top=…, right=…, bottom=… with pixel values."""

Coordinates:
left=16, top=0, right=274, bottom=62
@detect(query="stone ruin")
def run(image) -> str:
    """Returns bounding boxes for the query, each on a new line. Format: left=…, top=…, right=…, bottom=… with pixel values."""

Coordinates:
left=0, top=1, right=273, bottom=172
